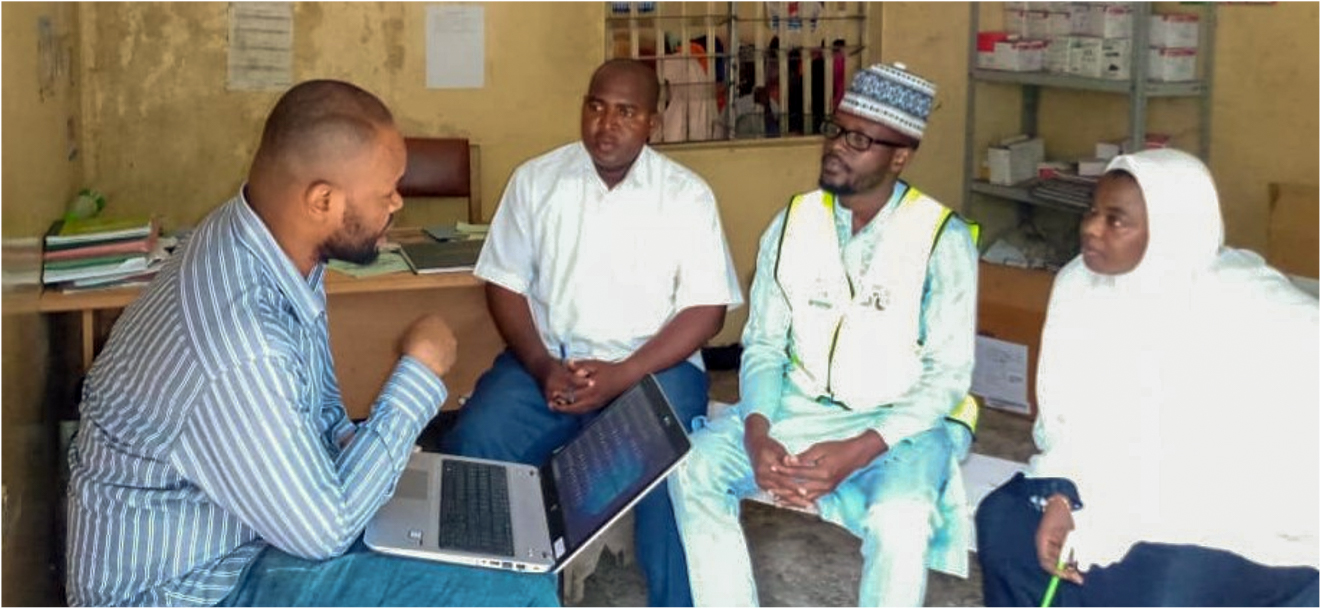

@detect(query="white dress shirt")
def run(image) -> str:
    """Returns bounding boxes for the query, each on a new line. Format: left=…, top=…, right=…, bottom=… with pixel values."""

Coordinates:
left=476, top=142, right=742, bottom=368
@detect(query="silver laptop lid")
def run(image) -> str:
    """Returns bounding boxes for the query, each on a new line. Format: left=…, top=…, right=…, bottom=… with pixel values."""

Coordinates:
left=539, top=374, right=691, bottom=564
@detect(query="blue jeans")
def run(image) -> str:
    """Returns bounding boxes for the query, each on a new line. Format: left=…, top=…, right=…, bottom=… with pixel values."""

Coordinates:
left=669, top=411, right=956, bottom=607
left=215, top=538, right=559, bottom=606
left=976, top=474, right=1320, bottom=607
left=440, top=350, right=707, bottom=607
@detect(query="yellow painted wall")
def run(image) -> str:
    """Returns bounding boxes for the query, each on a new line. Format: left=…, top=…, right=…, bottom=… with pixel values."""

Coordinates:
left=1208, top=2, right=1319, bottom=251
left=78, top=2, right=604, bottom=231
left=2, top=2, right=82, bottom=604
left=15, top=1, right=1319, bottom=347
left=75, top=2, right=873, bottom=345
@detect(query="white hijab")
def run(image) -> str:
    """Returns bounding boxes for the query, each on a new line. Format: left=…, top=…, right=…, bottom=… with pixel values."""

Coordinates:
left=1029, top=148, right=1319, bottom=569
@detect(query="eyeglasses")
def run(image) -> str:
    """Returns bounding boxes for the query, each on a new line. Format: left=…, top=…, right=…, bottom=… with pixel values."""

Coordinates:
left=820, top=119, right=912, bottom=152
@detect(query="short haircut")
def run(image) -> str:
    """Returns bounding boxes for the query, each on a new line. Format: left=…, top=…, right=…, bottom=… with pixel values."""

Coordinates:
left=590, top=59, right=661, bottom=112
left=254, top=79, right=395, bottom=174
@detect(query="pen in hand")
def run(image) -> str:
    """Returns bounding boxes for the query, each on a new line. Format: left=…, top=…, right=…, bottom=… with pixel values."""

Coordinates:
left=1040, top=537, right=1074, bottom=607
left=559, top=343, right=575, bottom=404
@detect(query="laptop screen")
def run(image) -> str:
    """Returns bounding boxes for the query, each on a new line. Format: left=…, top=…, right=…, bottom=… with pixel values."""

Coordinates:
left=547, top=376, right=690, bottom=550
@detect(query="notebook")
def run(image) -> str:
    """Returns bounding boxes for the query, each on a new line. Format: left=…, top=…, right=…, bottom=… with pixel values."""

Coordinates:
left=398, top=239, right=484, bottom=274
left=364, top=374, right=691, bottom=573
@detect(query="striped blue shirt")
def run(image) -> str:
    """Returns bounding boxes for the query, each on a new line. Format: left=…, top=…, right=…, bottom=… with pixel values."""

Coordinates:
left=65, top=192, right=447, bottom=607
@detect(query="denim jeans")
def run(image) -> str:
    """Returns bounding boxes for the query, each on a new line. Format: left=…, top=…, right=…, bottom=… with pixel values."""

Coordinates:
left=214, top=538, right=559, bottom=606
left=976, top=474, right=1320, bottom=607
left=668, top=411, right=957, bottom=607
left=440, top=350, right=708, bottom=607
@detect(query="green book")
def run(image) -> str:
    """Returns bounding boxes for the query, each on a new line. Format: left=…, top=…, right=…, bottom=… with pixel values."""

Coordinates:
left=45, top=216, right=154, bottom=246
left=44, top=253, right=146, bottom=272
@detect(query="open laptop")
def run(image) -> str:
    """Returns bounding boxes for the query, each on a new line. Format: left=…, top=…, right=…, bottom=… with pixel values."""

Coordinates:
left=365, top=374, right=690, bottom=573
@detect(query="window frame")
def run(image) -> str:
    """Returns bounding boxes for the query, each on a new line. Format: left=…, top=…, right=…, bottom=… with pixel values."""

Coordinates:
left=604, top=2, right=872, bottom=146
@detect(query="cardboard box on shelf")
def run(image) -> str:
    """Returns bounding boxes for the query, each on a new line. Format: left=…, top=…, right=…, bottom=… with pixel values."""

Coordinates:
left=1150, top=13, right=1199, bottom=48
left=978, top=30, right=1011, bottom=52
left=1072, top=3, right=1132, bottom=39
left=1037, top=161, right=1074, bottom=180
left=1077, top=157, right=1109, bottom=177
left=1006, top=10, right=1030, bottom=37
left=977, top=31, right=1012, bottom=69
left=1065, top=36, right=1133, bottom=80
left=994, top=39, right=1046, bottom=72
left=1068, top=3, right=1094, bottom=36
left=1025, top=10, right=1054, bottom=39
left=1044, top=37, right=1072, bottom=73
left=1149, top=47, right=1197, bottom=82
left=1042, top=11, right=1073, bottom=38
left=977, top=261, right=1057, bottom=418
left=987, top=136, right=1046, bottom=186
left=1066, top=37, right=1101, bottom=77
left=1095, top=140, right=1123, bottom=160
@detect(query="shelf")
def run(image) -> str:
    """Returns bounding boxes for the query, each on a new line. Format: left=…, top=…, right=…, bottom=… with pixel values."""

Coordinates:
left=970, top=180, right=1090, bottom=215
left=971, top=69, right=1206, bottom=98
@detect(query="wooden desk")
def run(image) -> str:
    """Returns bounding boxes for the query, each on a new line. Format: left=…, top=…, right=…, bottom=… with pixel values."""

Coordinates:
left=39, top=266, right=504, bottom=420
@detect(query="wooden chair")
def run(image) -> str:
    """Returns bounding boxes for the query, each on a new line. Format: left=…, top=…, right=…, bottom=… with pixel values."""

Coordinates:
left=395, top=137, right=483, bottom=227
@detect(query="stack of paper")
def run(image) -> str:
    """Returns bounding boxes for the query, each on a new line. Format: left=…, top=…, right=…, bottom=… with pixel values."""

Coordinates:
left=42, top=216, right=172, bottom=290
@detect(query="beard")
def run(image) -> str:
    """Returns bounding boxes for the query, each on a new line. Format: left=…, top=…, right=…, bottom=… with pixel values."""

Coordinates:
left=819, top=175, right=855, bottom=196
left=320, top=203, right=386, bottom=266
left=818, top=152, right=858, bottom=196
left=818, top=154, right=888, bottom=197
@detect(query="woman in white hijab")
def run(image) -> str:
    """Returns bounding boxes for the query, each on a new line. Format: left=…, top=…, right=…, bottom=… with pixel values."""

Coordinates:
left=975, top=148, right=1318, bottom=606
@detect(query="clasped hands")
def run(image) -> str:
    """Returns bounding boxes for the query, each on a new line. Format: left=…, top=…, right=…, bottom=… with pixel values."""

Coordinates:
left=538, top=356, right=639, bottom=415
left=744, top=415, right=887, bottom=510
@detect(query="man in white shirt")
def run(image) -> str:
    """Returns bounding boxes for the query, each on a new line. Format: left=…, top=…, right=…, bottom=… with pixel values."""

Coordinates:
left=441, top=59, right=743, bottom=607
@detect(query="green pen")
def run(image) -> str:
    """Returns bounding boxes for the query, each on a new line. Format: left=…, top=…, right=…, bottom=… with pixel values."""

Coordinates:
left=1040, top=539, right=1074, bottom=608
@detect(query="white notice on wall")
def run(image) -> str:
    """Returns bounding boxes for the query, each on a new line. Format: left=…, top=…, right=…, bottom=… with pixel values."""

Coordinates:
left=227, top=2, right=293, bottom=91
left=426, top=4, right=484, bottom=89
left=971, top=335, right=1031, bottom=415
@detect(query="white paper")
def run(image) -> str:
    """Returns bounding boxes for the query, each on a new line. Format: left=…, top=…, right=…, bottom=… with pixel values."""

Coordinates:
left=227, top=2, right=293, bottom=90
left=971, top=335, right=1031, bottom=415
left=426, top=4, right=484, bottom=89
left=960, top=453, right=1029, bottom=550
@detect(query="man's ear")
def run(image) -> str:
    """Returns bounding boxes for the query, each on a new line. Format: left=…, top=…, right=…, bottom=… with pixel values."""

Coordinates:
left=303, top=180, right=337, bottom=223
left=647, top=111, right=661, bottom=140
left=890, top=147, right=914, bottom=173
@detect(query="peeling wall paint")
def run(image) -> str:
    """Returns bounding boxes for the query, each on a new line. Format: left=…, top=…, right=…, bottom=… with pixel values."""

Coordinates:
left=1, top=3, right=77, bottom=604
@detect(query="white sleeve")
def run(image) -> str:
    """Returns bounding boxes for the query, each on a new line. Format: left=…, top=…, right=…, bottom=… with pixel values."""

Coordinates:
left=473, top=166, right=536, bottom=295
left=672, top=181, right=744, bottom=312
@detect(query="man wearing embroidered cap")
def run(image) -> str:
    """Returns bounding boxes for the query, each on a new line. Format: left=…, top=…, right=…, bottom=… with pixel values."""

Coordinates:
left=669, top=63, right=979, bottom=606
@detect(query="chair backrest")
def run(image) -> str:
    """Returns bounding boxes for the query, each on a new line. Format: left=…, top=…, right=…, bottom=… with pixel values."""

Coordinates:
left=396, top=137, right=481, bottom=225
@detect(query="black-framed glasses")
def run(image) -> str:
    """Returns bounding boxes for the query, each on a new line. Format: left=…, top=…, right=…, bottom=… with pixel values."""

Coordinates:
left=820, top=119, right=912, bottom=152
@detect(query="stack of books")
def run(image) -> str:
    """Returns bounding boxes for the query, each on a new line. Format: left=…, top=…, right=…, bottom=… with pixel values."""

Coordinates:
left=42, top=216, right=165, bottom=291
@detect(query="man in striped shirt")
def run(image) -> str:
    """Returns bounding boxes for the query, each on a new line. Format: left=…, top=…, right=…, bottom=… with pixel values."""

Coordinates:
left=64, top=80, right=559, bottom=607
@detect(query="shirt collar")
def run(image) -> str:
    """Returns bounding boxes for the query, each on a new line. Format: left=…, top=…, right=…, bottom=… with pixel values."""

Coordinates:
left=231, top=186, right=327, bottom=325
left=576, top=141, right=656, bottom=191
left=833, top=180, right=910, bottom=241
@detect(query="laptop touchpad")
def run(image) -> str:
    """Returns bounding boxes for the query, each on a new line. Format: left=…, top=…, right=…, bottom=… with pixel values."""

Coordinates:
left=396, top=468, right=430, bottom=500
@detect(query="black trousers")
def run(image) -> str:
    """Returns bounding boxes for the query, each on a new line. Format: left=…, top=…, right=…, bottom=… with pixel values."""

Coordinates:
left=975, top=473, right=1319, bottom=607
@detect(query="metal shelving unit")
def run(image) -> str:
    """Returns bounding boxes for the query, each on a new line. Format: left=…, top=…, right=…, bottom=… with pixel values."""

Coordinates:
left=962, top=2, right=1218, bottom=222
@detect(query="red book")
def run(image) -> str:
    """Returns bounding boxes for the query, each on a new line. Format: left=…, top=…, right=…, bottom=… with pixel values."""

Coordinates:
left=43, top=229, right=158, bottom=262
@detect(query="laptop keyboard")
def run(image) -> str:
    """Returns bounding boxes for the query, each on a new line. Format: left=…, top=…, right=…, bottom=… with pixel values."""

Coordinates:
left=437, top=460, right=515, bottom=557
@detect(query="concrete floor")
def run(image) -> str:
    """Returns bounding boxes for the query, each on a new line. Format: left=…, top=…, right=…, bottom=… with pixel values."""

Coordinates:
left=568, top=369, right=1036, bottom=607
